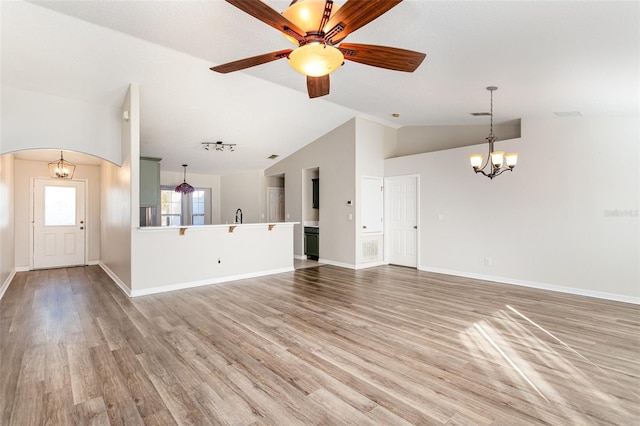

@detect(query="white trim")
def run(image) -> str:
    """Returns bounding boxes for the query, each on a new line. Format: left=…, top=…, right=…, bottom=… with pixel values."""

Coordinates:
left=15, top=266, right=30, bottom=272
left=129, top=267, right=294, bottom=297
left=0, top=270, right=16, bottom=300
left=98, top=262, right=131, bottom=297
left=294, top=254, right=306, bottom=260
left=318, top=258, right=356, bottom=270
left=421, top=266, right=640, bottom=305
left=87, top=260, right=100, bottom=266
left=354, top=260, right=386, bottom=270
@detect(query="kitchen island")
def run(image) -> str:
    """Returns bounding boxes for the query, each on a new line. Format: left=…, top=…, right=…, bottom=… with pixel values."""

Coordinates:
left=105, top=222, right=297, bottom=297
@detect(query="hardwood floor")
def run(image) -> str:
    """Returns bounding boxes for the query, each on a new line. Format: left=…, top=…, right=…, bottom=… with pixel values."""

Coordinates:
left=1, top=265, right=638, bottom=425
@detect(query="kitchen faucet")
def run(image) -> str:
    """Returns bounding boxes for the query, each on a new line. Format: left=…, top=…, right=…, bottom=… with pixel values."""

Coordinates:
left=235, top=208, right=243, bottom=224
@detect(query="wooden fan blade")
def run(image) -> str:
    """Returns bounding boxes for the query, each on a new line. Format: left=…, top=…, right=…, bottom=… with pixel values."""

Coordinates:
left=226, top=0, right=306, bottom=42
left=324, top=0, right=402, bottom=43
left=307, top=75, right=330, bottom=98
left=210, top=50, right=292, bottom=73
left=338, top=43, right=426, bottom=72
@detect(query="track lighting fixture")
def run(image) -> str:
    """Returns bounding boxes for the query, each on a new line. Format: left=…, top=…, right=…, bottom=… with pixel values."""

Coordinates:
left=202, top=141, right=236, bottom=152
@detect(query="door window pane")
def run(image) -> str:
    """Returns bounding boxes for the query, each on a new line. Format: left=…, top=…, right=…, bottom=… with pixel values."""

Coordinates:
left=191, top=190, right=205, bottom=225
left=44, top=186, right=76, bottom=226
left=160, top=187, right=210, bottom=226
left=161, top=190, right=182, bottom=226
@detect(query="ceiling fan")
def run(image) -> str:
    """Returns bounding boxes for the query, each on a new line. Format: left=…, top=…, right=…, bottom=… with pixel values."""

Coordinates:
left=210, top=0, right=426, bottom=98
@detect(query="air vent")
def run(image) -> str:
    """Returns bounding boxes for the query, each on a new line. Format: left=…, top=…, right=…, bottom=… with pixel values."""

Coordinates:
left=362, top=240, right=379, bottom=262
left=470, top=112, right=491, bottom=116
left=554, top=111, right=583, bottom=117
left=267, top=154, right=279, bottom=160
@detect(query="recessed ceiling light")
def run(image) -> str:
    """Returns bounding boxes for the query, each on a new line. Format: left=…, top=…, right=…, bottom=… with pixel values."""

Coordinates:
left=267, top=154, right=279, bottom=160
left=391, top=113, right=400, bottom=118
left=470, top=112, right=491, bottom=116
left=554, top=111, right=583, bottom=117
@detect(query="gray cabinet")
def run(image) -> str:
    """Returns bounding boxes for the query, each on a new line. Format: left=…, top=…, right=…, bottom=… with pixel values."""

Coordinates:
left=140, top=157, right=161, bottom=208
left=304, top=227, right=319, bottom=260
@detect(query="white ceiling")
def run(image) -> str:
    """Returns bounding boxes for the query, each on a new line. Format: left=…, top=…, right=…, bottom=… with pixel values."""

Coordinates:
left=2, top=1, right=638, bottom=174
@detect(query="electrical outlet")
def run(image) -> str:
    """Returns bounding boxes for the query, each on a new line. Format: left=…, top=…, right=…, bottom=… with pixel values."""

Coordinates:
left=484, top=257, right=492, bottom=266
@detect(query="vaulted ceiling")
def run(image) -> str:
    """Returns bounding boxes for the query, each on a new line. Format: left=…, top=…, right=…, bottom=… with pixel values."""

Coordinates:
left=2, top=1, right=638, bottom=174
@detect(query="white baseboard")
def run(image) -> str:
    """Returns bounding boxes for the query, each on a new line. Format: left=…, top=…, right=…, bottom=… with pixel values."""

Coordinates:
left=129, top=267, right=295, bottom=297
left=294, top=255, right=306, bottom=260
left=98, top=262, right=131, bottom=297
left=420, top=266, right=640, bottom=305
left=354, top=260, right=386, bottom=270
left=15, top=266, right=30, bottom=272
left=0, top=270, right=16, bottom=300
left=318, top=258, right=356, bottom=269
left=87, top=260, right=100, bottom=266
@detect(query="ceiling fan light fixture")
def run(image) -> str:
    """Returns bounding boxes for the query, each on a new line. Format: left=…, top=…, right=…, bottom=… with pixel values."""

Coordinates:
left=282, top=0, right=341, bottom=45
left=288, top=43, right=343, bottom=77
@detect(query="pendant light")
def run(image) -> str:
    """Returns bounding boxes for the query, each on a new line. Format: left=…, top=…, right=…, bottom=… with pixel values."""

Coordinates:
left=48, top=151, right=76, bottom=179
left=469, top=86, right=518, bottom=179
left=175, top=164, right=195, bottom=194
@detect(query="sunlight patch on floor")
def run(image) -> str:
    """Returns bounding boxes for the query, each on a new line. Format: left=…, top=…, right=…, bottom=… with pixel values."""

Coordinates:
left=473, top=322, right=549, bottom=402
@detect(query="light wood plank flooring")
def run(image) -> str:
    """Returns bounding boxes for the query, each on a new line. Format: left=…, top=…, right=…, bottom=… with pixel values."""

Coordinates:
left=1, top=265, right=638, bottom=425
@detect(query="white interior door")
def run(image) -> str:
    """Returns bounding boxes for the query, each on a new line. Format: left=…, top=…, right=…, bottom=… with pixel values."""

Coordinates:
left=386, top=175, right=418, bottom=267
left=267, top=187, right=285, bottom=222
left=33, top=178, right=86, bottom=269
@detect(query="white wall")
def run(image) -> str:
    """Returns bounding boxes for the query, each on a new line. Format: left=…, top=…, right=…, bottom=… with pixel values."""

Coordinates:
left=394, top=121, right=521, bottom=158
left=220, top=170, right=264, bottom=224
left=266, top=118, right=357, bottom=265
left=13, top=159, right=101, bottom=269
left=161, top=170, right=221, bottom=224
left=0, top=154, right=15, bottom=298
left=101, top=84, right=137, bottom=290
left=1, top=86, right=122, bottom=165
left=385, top=116, right=639, bottom=302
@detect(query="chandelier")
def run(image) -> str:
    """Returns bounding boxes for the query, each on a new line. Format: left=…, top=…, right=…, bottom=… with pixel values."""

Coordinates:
left=48, top=151, right=76, bottom=179
left=175, top=164, right=195, bottom=194
left=469, top=86, right=518, bottom=179
left=202, top=141, right=236, bottom=152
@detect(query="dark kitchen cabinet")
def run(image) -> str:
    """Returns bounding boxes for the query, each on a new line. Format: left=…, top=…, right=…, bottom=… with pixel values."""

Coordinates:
left=304, top=227, right=319, bottom=260
left=312, top=178, right=319, bottom=209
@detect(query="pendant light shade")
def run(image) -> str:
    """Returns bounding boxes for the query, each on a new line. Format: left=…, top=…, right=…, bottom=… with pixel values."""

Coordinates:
left=175, top=164, right=195, bottom=194
left=48, top=151, right=76, bottom=179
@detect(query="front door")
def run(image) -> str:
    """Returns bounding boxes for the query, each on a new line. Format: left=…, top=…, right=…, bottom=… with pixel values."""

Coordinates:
left=33, top=178, right=86, bottom=269
left=386, top=175, right=418, bottom=267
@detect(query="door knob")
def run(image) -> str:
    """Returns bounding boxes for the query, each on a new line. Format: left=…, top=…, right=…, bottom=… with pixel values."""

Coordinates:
left=80, top=220, right=84, bottom=224
left=80, top=227, right=84, bottom=230
left=413, top=225, right=418, bottom=229
left=363, top=225, right=367, bottom=229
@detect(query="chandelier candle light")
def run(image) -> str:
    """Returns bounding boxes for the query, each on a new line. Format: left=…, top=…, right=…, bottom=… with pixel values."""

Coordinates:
left=469, top=86, right=518, bottom=179
left=175, top=164, right=195, bottom=194
left=48, top=151, right=76, bottom=179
